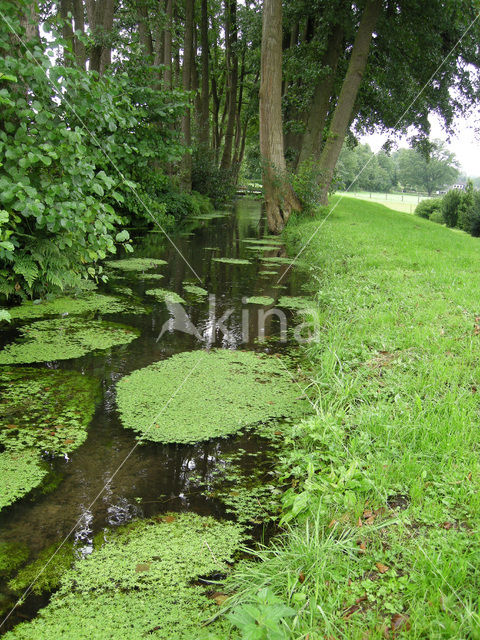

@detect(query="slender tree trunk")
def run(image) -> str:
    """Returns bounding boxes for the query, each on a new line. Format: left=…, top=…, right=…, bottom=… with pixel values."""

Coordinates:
left=180, top=0, right=195, bottom=190
left=199, top=0, right=209, bottom=147
left=220, top=0, right=238, bottom=170
left=318, top=0, right=382, bottom=204
left=137, top=1, right=154, bottom=57
left=163, top=0, right=173, bottom=87
left=260, top=0, right=301, bottom=234
left=296, top=25, right=343, bottom=169
left=73, top=0, right=86, bottom=69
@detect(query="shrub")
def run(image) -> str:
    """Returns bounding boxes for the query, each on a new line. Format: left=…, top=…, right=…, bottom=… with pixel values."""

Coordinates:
left=415, top=198, right=441, bottom=219
left=191, top=149, right=236, bottom=207
left=469, top=191, right=480, bottom=237
left=441, top=189, right=463, bottom=227
left=429, top=209, right=445, bottom=224
left=457, top=181, right=475, bottom=232
left=291, top=160, right=323, bottom=215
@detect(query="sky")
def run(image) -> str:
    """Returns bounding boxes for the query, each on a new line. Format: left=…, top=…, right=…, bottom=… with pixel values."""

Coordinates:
left=361, top=109, right=480, bottom=178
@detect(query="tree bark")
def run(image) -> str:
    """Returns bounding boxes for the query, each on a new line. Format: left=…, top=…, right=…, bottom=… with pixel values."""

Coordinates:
left=318, top=0, right=382, bottom=204
left=296, top=25, right=343, bottom=169
left=260, top=0, right=301, bottom=234
left=73, top=0, right=86, bottom=69
left=198, top=0, right=209, bottom=147
left=88, top=0, right=114, bottom=75
left=220, top=0, right=238, bottom=170
left=137, top=0, right=154, bottom=57
left=180, top=0, right=195, bottom=190
left=163, top=0, right=173, bottom=87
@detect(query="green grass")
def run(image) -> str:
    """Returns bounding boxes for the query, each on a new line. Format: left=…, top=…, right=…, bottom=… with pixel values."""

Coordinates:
left=223, top=197, right=480, bottom=639
left=336, top=190, right=434, bottom=213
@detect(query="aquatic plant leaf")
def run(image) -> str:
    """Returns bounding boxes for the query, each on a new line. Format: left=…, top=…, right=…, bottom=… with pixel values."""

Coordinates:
left=5, top=513, right=243, bottom=639
left=245, top=296, right=275, bottom=306
left=0, top=318, right=139, bottom=364
left=8, top=543, right=75, bottom=596
left=145, top=288, right=186, bottom=304
left=105, top=258, right=167, bottom=272
left=183, top=284, right=208, bottom=298
left=8, top=293, right=140, bottom=321
left=0, top=541, right=29, bottom=576
left=117, top=350, right=310, bottom=444
left=0, top=449, right=47, bottom=512
left=276, top=296, right=315, bottom=311
left=212, top=257, right=251, bottom=265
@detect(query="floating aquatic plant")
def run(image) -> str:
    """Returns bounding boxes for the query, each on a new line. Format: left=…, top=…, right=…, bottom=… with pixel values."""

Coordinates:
left=183, top=283, right=208, bottom=299
left=8, top=542, right=75, bottom=596
left=243, top=238, right=283, bottom=246
left=6, top=513, right=243, bottom=639
left=259, top=270, right=278, bottom=276
left=105, top=258, right=166, bottom=272
left=245, top=245, right=283, bottom=253
left=0, top=318, right=139, bottom=365
left=141, top=273, right=164, bottom=280
left=245, top=296, right=275, bottom=306
left=7, top=294, right=138, bottom=321
left=0, top=367, right=99, bottom=511
left=117, top=349, right=310, bottom=444
left=212, top=257, right=251, bottom=265
left=0, top=541, right=29, bottom=576
left=277, top=296, right=315, bottom=311
left=145, top=288, right=186, bottom=304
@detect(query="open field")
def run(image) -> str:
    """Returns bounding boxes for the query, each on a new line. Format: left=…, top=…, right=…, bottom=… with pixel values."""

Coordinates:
left=336, top=190, right=436, bottom=213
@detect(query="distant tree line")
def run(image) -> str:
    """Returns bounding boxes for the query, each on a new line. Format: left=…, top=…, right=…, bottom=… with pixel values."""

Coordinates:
left=336, top=140, right=460, bottom=196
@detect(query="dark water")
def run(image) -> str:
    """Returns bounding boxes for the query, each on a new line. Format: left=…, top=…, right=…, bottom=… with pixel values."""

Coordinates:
left=0, top=199, right=308, bottom=631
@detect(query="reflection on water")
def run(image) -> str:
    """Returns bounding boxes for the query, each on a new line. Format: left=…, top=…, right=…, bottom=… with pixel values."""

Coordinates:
left=0, top=199, right=308, bottom=631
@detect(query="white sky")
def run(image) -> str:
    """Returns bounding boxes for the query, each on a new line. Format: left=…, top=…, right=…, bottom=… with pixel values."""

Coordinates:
left=361, top=108, right=480, bottom=178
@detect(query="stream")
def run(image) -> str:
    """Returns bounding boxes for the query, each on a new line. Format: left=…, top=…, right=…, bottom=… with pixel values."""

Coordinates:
left=0, top=199, right=309, bottom=632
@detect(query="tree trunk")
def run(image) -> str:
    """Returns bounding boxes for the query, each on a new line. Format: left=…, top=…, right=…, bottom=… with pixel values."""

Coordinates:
left=318, top=0, right=382, bottom=204
left=296, top=25, right=343, bottom=169
left=220, top=0, right=238, bottom=171
left=163, top=0, right=173, bottom=87
left=88, top=0, right=114, bottom=74
left=19, top=0, right=39, bottom=41
left=60, top=0, right=74, bottom=65
left=137, top=1, right=154, bottom=57
left=260, top=0, right=301, bottom=234
left=73, top=0, right=86, bottom=69
left=99, top=0, right=114, bottom=75
left=180, top=0, right=195, bottom=190
left=198, top=0, right=209, bottom=147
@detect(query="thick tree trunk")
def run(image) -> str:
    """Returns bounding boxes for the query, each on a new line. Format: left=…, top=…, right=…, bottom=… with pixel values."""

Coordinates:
left=260, top=0, right=301, bottom=234
left=180, top=0, right=195, bottom=190
left=296, top=25, right=343, bottom=169
left=19, top=0, right=39, bottom=40
left=73, top=0, right=86, bottom=69
left=99, top=0, right=115, bottom=75
left=198, top=0, right=209, bottom=147
left=88, top=0, right=114, bottom=74
left=318, top=0, right=382, bottom=204
left=220, top=0, right=238, bottom=171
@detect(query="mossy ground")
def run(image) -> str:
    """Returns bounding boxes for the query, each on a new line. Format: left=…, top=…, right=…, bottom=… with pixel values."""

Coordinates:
left=6, top=513, right=243, bottom=639
left=0, top=317, right=139, bottom=364
left=0, top=367, right=99, bottom=510
left=116, top=349, right=310, bottom=444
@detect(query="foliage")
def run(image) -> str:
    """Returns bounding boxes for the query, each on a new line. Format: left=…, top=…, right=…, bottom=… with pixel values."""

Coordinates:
left=276, top=297, right=314, bottom=311
left=227, top=587, right=296, bottom=639
left=414, top=198, right=441, bottom=219
left=192, top=150, right=237, bottom=207
left=145, top=288, right=186, bottom=304
left=429, top=209, right=445, bottom=224
left=336, top=144, right=395, bottom=193
left=6, top=513, right=243, bottom=639
left=0, top=367, right=98, bottom=511
left=0, top=317, right=139, bottom=364
left=395, top=141, right=459, bottom=195
left=290, top=160, right=323, bottom=215
left=441, top=188, right=463, bottom=227
left=0, top=541, right=29, bottom=576
left=457, top=180, right=475, bottom=232
left=116, top=350, right=310, bottom=444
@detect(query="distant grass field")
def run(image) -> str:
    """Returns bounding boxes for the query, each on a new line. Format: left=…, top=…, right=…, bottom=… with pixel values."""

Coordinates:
left=226, top=197, right=480, bottom=638
left=336, top=190, right=435, bottom=213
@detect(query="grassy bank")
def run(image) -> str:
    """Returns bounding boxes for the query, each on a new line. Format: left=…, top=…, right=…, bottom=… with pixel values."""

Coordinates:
left=336, top=191, right=431, bottom=214
left=223, top=197, right=480, bottom=638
